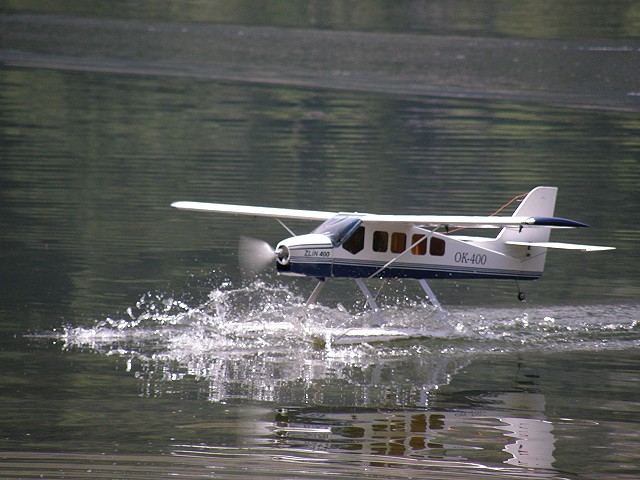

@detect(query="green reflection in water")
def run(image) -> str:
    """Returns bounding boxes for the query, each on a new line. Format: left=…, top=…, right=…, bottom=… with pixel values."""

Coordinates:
left=3, top=0, right=640, bottom=39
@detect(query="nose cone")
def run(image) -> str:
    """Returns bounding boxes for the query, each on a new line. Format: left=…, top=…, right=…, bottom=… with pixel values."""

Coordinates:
left=275, top=234, right=334, bottom=277
left=275, top=244, right=290, bottom=265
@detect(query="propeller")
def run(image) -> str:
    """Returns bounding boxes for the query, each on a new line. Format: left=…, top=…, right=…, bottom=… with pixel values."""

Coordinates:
left=239, top=236, right=288, bottom=274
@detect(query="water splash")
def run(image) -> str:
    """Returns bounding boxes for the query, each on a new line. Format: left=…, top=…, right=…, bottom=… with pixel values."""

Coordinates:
left=54, top=280, right=640, bottom=405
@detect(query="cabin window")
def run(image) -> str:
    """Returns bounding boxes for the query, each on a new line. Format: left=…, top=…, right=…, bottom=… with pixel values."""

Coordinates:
left=430, top=237, right=446, bottom=256
left=391, top=232, right=407, bottom=253
left=342, top=226, right=365, bottom=254
left=373, top=231, right=388, bottom=252
left=411, top=234, right=427, bottom=255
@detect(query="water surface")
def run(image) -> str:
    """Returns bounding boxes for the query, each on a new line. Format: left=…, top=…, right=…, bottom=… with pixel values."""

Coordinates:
left=1, top=4, right=640, bottom=479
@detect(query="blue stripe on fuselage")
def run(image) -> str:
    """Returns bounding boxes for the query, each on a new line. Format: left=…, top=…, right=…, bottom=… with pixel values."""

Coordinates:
left=278, top=258, right=541, bottom=280
left=332, top=261, right=540, bottom=280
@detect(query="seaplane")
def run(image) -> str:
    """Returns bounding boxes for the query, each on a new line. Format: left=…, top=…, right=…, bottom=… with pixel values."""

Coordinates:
left=171, top=186, right=614, bottom=313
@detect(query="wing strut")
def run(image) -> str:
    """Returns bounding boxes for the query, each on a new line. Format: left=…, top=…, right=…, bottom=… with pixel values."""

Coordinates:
left=276, top=218, right=296, bottom=237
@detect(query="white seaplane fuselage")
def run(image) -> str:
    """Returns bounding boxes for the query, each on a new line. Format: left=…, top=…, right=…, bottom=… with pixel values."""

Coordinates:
left=275, top=221, right=545, bottom=281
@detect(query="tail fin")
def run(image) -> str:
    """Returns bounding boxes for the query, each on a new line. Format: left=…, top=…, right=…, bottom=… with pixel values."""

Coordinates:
left=497, top=186, right=558, bottom=243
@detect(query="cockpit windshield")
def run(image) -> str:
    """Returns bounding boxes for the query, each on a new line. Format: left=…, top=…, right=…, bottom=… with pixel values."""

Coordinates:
left=312, top=215, right=362, bottom=245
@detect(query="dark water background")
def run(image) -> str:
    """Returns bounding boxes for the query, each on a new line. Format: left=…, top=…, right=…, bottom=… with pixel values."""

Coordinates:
left=1, top=2, right=640, bottom=478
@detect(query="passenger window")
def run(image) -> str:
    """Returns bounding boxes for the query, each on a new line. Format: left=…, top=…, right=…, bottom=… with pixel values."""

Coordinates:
left=391, top=232, right=407, bottom=253
left=342, top=226, right=365, bottom=254
left=430, top=237, right=446, bottom=256
left=373, top=231, right=388, bottom=252
left=411, top=234, right=427, bottom=255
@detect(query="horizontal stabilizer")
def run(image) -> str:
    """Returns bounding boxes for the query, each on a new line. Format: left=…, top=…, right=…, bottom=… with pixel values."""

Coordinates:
left=527, top=217, right=589, bottom=228
left=361, top=214, right=588, bottom=229
left=506, top=241, right=615, bottom=252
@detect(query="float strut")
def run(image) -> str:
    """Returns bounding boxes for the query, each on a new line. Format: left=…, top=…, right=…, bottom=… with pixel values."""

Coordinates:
left=418, top=279, right=444, bottom=312
left=305, top=278, right=326, bottom=307
left=355, top=278, right=379, bottom=312
left=355, top=278, right=384, bottom=326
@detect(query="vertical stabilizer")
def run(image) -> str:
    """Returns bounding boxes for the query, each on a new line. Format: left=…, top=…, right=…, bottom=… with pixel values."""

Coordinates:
left=497, top=186, right=558, bottom=244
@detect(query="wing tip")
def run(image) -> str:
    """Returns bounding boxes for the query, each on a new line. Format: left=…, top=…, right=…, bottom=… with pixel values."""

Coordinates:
left=170, top=201, right=194, bottom=209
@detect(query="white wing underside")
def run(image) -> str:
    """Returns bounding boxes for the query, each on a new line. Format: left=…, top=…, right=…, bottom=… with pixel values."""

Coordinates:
left=171, top=201, right=562, bottom=229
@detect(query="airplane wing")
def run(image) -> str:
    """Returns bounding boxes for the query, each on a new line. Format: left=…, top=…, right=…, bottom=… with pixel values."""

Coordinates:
left=171, top=201, right=590, bottom=229
left=506, top=241, right=615, bottom=252
left=171, top=201, right=337, bottom=221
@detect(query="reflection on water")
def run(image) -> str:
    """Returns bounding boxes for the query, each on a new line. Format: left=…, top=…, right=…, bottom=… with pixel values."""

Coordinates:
left=2, top=13, right=640, bottom=112
left=272, top=392, right=554, bottom=470
left=172, top=392, right=558, bottom=478
left=3, top=1, right=640, bottom=44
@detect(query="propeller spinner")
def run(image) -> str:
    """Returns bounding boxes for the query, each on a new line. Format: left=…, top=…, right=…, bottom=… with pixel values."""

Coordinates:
left=238, top=236, right=288, bottom=274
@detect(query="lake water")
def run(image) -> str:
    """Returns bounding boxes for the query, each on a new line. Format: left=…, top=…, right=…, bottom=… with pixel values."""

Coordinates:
left=1, top=3, right=640, bottom=479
